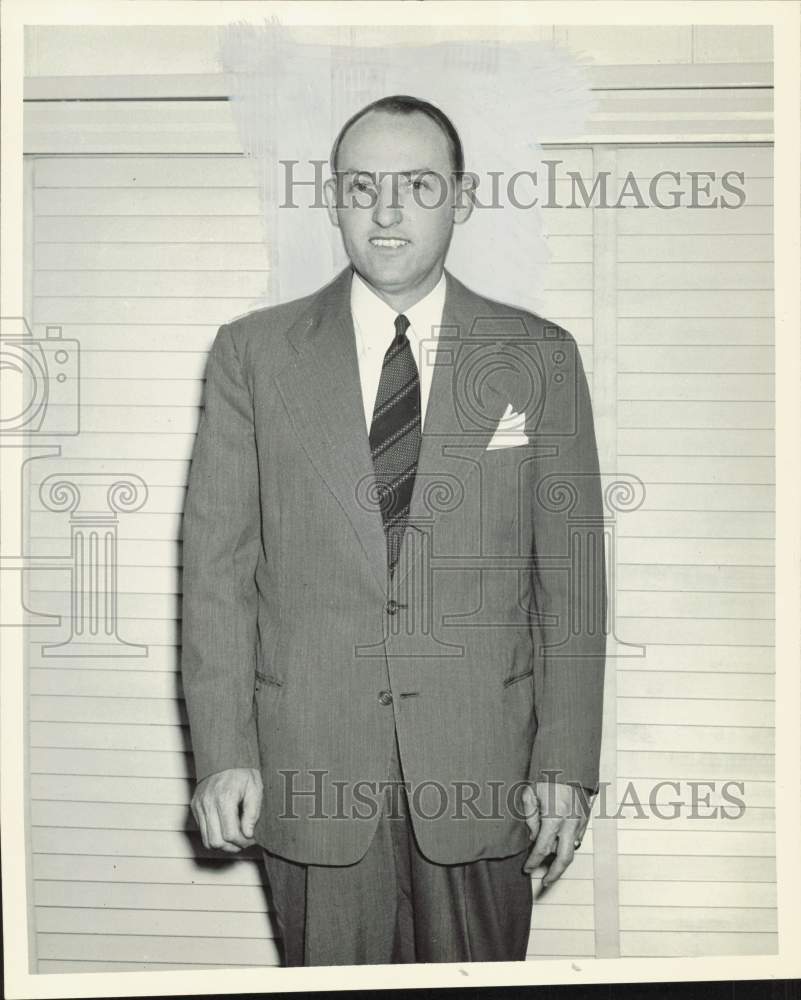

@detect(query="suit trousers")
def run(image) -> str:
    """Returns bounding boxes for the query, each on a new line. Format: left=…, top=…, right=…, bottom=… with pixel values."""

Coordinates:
left=261, top=732, right=533, bottom=966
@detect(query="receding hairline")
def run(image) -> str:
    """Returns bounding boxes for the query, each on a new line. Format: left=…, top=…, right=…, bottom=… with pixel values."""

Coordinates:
left=330, top=99, right=464, bottom=176
left=333, top=111, right=453, bottom=173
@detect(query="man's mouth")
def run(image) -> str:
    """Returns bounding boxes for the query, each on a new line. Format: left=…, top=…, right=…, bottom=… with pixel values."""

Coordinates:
left=369, top=237, right=410, bottom=249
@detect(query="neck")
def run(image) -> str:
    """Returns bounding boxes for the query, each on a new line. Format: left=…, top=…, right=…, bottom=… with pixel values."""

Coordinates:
left=355, top=267, right=444, bottom=314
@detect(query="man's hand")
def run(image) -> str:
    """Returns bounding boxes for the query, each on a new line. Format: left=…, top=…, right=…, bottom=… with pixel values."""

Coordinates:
left=521, top=781, right=592, bottom=887
left=190, top=767, right=263, bottom=853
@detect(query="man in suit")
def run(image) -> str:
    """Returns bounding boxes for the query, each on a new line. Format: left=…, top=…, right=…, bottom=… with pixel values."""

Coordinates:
left=181, top=95, right=606, bottom=966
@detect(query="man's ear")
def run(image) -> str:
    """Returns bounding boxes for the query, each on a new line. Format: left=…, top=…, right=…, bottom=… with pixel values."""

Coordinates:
left=453, top=172, right=476, bottom=226
left=323, top=177, right=341, bottom=228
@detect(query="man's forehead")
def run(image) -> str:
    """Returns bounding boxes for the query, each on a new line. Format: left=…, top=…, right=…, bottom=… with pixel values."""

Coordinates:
left=339, top=111, right=451, bottom=158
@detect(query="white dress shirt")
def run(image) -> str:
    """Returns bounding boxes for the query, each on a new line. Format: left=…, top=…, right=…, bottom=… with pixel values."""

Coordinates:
left=350, top=270, right=446, bottom=432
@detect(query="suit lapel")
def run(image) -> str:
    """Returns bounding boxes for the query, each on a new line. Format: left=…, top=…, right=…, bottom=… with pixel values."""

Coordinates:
left=273, top=268, right=388, bottom=592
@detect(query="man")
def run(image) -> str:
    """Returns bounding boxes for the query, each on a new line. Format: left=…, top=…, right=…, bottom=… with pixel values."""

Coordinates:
left=181, top=95, right=606, bottom=966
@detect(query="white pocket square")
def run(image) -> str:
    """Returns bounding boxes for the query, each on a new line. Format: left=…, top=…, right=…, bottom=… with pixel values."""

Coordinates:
left=486, top=404, right=529, bottom=451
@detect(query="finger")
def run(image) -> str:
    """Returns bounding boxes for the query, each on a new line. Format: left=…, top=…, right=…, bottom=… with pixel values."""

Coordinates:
left=217, top=796, right=250, bottom=850
left=529, top=815, right=560, bottom=856
left=520, top=786, right=540, bottom=832
left=520, top=786, right=541, bottom=840
left=543, top=827, right=578, bottom=887
left=520, top=784, right=539, bottom=817
left=193, top=799, right=210, bottom=850
left=240, top=778, right=263, bottom=841
left=204, top=801, right=239, bottom=852
left=524, top=817, right=560, bottom=873
left=525, top=811, right=541, bottom=842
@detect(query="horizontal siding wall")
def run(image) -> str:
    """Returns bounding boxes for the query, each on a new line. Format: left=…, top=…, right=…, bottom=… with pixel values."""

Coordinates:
left=22, top=86, right=773, bottom=153
left=611, top=144, right=776, bottom=959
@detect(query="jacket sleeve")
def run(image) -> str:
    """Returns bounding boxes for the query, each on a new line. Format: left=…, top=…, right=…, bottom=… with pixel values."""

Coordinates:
left=527, top=331, right=607, bottom=793
left=181, top=323, right=262, bottom=782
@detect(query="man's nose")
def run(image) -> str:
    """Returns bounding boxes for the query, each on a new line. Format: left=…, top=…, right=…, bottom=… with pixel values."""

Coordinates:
left=372, top=180, right=403, bottom=228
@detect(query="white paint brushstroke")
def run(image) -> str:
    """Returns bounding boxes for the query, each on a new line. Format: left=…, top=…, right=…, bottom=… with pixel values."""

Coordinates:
left=218, top=22, right=593, bottom=314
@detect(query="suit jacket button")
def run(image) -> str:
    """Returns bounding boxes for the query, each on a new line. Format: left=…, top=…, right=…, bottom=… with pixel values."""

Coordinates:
left=378, top=690, right=393, bottom=706
left=386, top=600, right=399, bottom=615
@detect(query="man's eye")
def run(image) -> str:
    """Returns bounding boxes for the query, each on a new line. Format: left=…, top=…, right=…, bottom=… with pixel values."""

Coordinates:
left=412, top=178, right=431, bottom=191
left=352, top=180, right=371, bottom=193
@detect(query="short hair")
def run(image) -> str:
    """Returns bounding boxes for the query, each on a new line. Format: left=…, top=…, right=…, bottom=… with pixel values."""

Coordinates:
left=329, top=95, right=464, bottom=176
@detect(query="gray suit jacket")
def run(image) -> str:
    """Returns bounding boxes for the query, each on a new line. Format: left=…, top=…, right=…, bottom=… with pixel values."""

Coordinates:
left=181, top=267, right=606, bottom=866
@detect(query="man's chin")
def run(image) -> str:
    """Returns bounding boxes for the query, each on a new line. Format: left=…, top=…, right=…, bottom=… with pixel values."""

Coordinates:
left=357, top=260, right=418, bottom=292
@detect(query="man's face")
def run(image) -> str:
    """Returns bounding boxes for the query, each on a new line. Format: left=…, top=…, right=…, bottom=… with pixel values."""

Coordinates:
left=324, top=110, right=471, bottom=309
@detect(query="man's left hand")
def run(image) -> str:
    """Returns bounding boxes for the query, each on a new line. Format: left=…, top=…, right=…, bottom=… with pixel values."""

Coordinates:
left=521, top=782, right=592, bottom=887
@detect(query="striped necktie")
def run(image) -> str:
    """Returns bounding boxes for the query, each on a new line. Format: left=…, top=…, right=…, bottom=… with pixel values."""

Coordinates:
left=369, top=313, right=422, bottom=572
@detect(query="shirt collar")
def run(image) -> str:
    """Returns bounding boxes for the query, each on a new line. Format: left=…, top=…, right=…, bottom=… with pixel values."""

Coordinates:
left=350, top=269, right=447, bottom=356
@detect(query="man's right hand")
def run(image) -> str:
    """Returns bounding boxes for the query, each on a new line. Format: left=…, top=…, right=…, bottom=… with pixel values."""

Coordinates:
left=190, top=767, right=263, bottom=853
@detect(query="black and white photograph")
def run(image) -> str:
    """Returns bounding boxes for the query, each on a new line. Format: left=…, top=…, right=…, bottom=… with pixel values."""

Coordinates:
left=1, top=1, right=799, bottom=996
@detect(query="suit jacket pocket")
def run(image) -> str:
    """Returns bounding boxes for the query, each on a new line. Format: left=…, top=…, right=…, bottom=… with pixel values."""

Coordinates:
left=503, top=668, right=534, bottom=688
left=254, top=669, right=283, bottom=720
